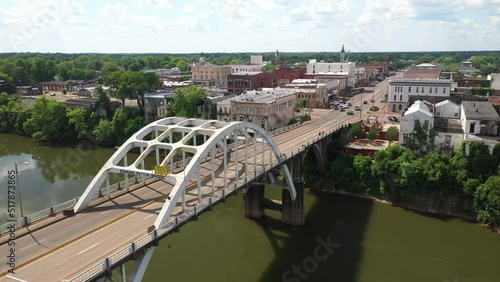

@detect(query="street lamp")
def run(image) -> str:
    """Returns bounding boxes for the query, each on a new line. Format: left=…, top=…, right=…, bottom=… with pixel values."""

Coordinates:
left=15, top=161, right=29, bottom=218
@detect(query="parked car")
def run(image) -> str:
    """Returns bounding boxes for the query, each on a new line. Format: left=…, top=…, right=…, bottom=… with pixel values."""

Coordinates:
left=333, top=106, right=339, bottom=110
left=346, top=110, right=354, bottom=115
left=340, top=108, right=345, bottom=112
left=332, top=101, right=339, bottom=105
left=369, top=106, right=380, bottom=111
left=388, top=116, right=399, bottom=122
left=354, top=106, right=361, bottom=111
left=347, top=102, right=352, bottom=106
left=363, top=100, right=368, bottom=104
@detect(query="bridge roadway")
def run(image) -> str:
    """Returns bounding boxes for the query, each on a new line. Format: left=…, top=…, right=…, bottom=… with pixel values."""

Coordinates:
left=0, top=87, right=386, bottom=281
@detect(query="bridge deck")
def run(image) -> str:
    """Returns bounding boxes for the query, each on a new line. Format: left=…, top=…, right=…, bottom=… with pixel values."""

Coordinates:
left=0, top=111, right=351, bottom=282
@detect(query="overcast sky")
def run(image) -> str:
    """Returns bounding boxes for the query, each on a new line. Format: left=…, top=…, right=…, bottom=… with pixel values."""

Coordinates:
left=0, top=0, right=499, bottom=54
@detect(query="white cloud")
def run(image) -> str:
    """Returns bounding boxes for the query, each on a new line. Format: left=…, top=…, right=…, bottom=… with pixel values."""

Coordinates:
left=131, top=0, right=173, bottom=10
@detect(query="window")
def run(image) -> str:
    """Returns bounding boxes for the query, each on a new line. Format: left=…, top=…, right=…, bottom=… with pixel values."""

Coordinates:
left=416, top=87, right=419, bottom=93
left=403, top=133, right=409, bottom=143
left=393, top=95, right=396, bottom=101
left=409, top=87, right=411, bottom=93
left=424, top=120, right=429, bottom=130
left=398, top=104, right=402, bottom=111
left=400, top=95, right=402, bottom=101
left=443, top=88, right=446, bottom=94
left=429, top=87, right=432, bottom=93
left=435, top=87, right=438, bottom=93
left=470, top=123, right=475, bottom=133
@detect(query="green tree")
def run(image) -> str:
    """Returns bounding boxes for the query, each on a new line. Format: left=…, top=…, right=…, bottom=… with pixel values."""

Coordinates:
left=386, top=126, right=399, bottom=144
left=22, top=96, right=71, bottom=141
left=0, top=72, right=14, bottom=84
left=67, top=107, right=89, bottom=139
left=263, top=64, right=276, bottom=72
left=474, top=175, right=500, bottom=227
left=124, top=117, right=145, bottom=138
left=172, top=85, right=208, bottom=118
left=349, top=123, right=363, bottom=140
left=415, top=54, right=434, bottom=65
left=443, top=65, right=459, bottom=72
left=480, top=64, right=497, bottom=76
left=93, top=119, right=115, bottom=146
left=105, top=71, right=162, bottom=111
left=100, top=62, right=119, bottom=77
left=368, top=127, right=378, bottom=142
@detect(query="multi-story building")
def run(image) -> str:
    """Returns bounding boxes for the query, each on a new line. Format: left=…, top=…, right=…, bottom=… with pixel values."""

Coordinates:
left=399, top=96, right=499, bottom=154
left=306, top=60, right=356, bottom=86
left=282, top=79, right=328, bottom=108
left=387, top=78, right=452, bottom=113
left=217, top=88, right=296, bottom=130
left=357, top=63, right=388, bottom=78
left=227, top=72, right=273, bottom=94
left=144, top=91, right=175, bottom=123
left=272, top=68, right=307, bottom=86
left=191, top=59, right=232, bottom=88
left=230, top=64, right=261, bottom=74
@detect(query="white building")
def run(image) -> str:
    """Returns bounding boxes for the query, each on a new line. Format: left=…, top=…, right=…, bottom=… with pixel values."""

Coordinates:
left=250, top=55, right=263, bottom=66
left=306, top=59, right=356, bottom=87
left=400, top=98, right=500, bottom=154
left=230, top=64, right=262, bottom=74
left=388, top=78, right=452, bottom=113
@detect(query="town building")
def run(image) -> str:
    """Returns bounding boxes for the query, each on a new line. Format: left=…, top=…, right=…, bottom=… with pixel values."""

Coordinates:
left=491, top=73, right=500, bottom=95
left=387, top=77, right=452, bottom=113
left=227, top=72, right=273, bottom=94
left=313, top=73, right=348, bottom=92
left=399, top=96, right=499, bottom=154
left=39, top=79, right=99, bottom=92
left=190, top=58, right=232, bottom=88
left=217, top=87, right=295, bottom=130
left=306, top=59, right=356, bottom=86
left=16, top=84, right=43, bottom=96
left=230, top=64, right=262, bottom=74
left=144, top=91, right=175, bottom=123
left=0, top=80, right=15, bottom=94
left=272, top=68, right=307, bottom=86
left=357, top=62, right=389, bottom=79
left=282, top=79, right=328, bottom=108
left=250, top=55, right=263, bottom=66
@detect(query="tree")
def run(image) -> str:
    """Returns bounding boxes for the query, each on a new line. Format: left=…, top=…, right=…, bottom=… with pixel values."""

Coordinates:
left=474, top=175, right=500, bottom=227
left=93, top=119, right=115, bottom=146
left=480, top=64, right=497, bottom=76
left=100, top=62, right=119, bottom=77
left=0, top=72, right=14, bottom=84
left=386, top=126, right=399, bottom=144
left=415, top=54, right=434, bottom=65
left=368, top=127, right=379, bottom=142
left=124, top=117, right=145, bottom=138
left=443, top=65, right=459, bottom=72
left=348, top=123, right=363, bottom=140
left=67, top=107, right=89, bottom=139
left=172, top=85, right=208, bottom=118
left=263, top=64, right=276, bottom=72
left=22, top=96, right=72, bottom=141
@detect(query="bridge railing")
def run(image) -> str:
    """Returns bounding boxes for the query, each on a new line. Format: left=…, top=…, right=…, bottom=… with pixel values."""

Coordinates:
left=0, top=157, right=201, bottom=237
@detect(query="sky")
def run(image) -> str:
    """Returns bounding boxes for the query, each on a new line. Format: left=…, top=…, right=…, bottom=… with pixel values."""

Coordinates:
left=0, top=0, right=499, bottom=54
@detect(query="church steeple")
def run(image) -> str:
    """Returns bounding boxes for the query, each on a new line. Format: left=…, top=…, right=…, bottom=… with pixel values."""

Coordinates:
left=340, top=44, right=345, bottom=63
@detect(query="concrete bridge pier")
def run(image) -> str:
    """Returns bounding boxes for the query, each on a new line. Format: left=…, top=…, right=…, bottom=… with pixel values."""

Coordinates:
left=281, top=155, right=305, bottom=226
left=243, top=183, right=265, bottom=219
left=128, top=246, right=157, bottom=282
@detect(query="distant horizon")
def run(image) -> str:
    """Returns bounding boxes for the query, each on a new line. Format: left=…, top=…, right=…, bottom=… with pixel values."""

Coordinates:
left=1, top=50, right=500, bottom=56
left=1, top=0, right=499, bottom=53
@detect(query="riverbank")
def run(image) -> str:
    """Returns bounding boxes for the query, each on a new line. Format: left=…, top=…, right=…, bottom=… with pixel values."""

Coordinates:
left=311, top=183, right=500, bottom=234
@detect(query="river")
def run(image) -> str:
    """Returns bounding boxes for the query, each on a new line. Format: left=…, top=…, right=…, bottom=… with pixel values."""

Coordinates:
left=1, top=133, right=499, bottom=282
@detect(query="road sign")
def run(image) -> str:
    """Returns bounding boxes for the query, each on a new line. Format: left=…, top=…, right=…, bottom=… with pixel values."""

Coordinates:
left=154, top=165, right=168, bottom=176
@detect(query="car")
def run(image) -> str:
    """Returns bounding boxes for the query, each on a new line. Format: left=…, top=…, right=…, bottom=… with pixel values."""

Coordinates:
left=342, top=104, right=349, bottom=109
left=354, top=106, right=361, bottom=111
left=369, top=106, right=380, bottom=111
left=388, top=116, right=399, bottom=122
left=50, top=93, right=56, bottom=96
left=333, top=106, right=339, bottom=110
left=332, top=101, right=339, bottom=105
left=347, top=102, right=352, bottom=106
left=346, top=110, right=354, bottom=115
left=363, top=101, right=368, bottom=104
left=340, top=108, right=345, bottom=112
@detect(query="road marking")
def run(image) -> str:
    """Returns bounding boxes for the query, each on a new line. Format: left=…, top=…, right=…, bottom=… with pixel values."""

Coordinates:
left=77, top=242, right=101, bottom=255
left=144, top=212, right=159, bottom=220
left=6, top=275, right=28, bottom=282
left=20, top=238, right=47, bottom=251
left=101, top=209, right=112, bottom=214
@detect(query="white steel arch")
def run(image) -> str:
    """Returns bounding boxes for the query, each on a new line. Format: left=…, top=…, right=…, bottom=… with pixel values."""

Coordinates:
left=74, top=117, right=296, bottom=229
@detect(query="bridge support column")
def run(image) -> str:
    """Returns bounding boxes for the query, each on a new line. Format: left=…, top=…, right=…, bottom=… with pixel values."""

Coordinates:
left=129, top=246, right=156, bottom=282
left=243, top=183, right=264, bottom=219
left=281, top=156, right=305, bottom=226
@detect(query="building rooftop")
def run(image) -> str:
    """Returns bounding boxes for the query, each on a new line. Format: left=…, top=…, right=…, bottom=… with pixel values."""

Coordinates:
left=403, top=68, right=440, bottom=79
left=404, top=100, right=433, bottom=117
left=144, top=91, right=176, bottom=99
left=389, top=78, right=452, bottom=84
left=219, top=87, right=293, bottom=105
left=415, top=63, right=437, bottom=68
left=462, top=101, right=500, bottom=121
left=229, top=71, right=263, bottom=76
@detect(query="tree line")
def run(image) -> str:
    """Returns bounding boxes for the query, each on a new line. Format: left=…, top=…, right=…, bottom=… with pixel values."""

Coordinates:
left=303, top=141, right=500, bottom=228
left=1, top=51, right=499, bottom=87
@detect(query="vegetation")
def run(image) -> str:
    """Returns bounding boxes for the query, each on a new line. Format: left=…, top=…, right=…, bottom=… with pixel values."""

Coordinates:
left=386, top=126, right=399, bottom=144
left=305, top=141, right=500, bottom=228
left=171, top=85, right=208, bottom=118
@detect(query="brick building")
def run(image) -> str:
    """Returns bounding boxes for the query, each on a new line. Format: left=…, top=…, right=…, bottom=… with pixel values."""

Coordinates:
left=272, top=68, right=306, bottom=86
left=0, top=80, right=15, bottom=94
left=227, top=72, right=273, bottom=94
